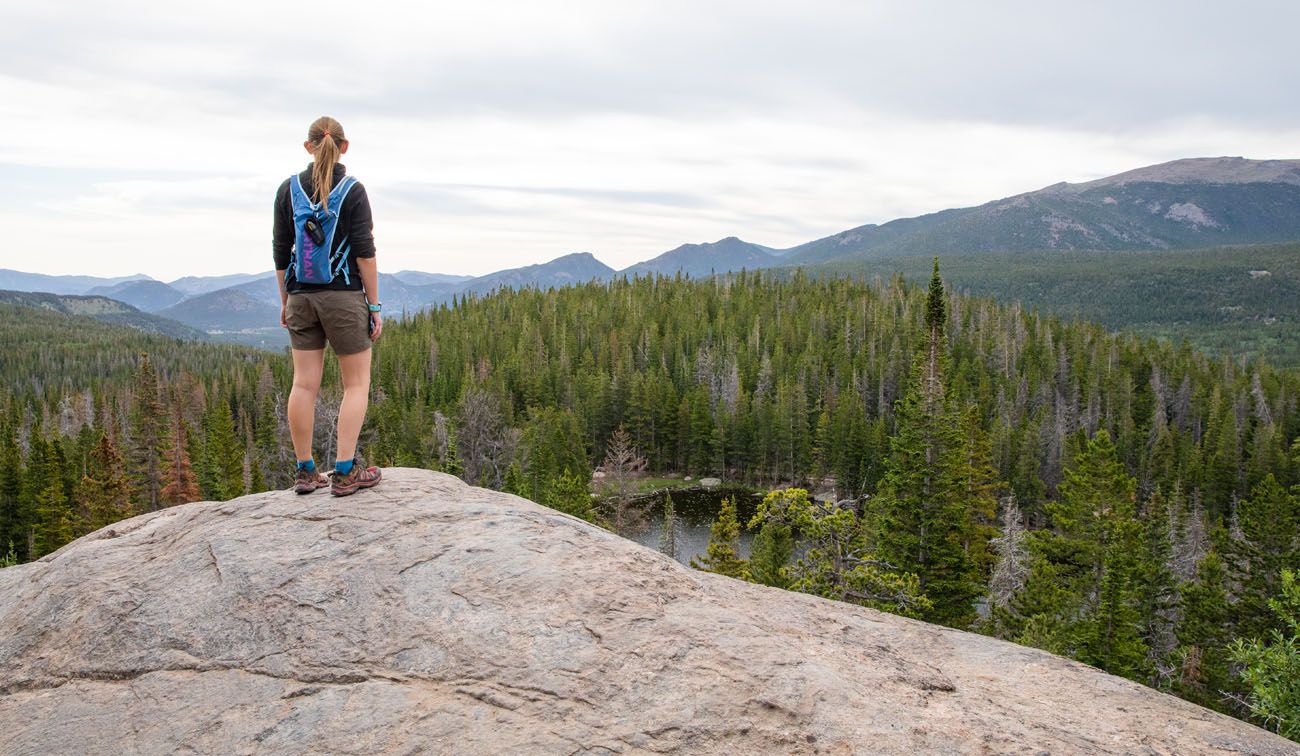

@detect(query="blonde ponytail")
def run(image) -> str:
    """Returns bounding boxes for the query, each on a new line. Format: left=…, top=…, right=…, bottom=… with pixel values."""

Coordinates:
left=306, top=116, right=346, bottom=208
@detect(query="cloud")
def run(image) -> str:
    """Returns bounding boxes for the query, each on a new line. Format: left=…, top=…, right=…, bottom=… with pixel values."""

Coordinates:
left=419, top=183, right=710, bottom=209
left=8, top=1, right=1298, bottom=128
left=1, top=1, right=1296, bottom=279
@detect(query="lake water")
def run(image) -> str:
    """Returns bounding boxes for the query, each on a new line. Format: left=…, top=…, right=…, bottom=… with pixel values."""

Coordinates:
left=617, top=487, right=764, bottom=566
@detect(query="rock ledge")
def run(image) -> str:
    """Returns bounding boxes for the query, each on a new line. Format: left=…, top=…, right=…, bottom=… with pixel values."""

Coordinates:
left=0, top=468, right=1292, bottom=754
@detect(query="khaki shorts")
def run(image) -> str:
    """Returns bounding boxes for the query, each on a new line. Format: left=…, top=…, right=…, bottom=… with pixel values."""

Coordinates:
left=285, top=290, right=372, bottom=355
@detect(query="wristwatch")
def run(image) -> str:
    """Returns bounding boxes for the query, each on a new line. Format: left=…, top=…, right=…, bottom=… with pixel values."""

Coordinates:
left=367, top=302, right=382, bottom=313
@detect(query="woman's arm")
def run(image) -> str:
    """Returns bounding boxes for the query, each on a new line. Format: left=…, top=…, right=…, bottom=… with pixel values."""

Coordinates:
left=273, top=181, right=293, bottom=329
left=276, top=269, right=289, bottom=328
left=348, top=182, right=380, bottom=340
left=357, top=257, right=382, bottom=341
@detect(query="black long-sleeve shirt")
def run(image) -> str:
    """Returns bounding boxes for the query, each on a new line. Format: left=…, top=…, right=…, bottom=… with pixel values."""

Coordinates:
left=272, top=163, right=375, bottom=293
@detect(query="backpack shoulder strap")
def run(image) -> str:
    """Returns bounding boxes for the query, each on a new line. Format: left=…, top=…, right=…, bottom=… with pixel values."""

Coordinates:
left=323, top=176, right=359, bottom=218
left=330, top=175, right=359, bottom=202
left=288, top=174, right=316, bottom=212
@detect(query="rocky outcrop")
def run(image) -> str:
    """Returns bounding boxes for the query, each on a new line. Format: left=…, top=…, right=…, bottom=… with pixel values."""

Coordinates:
left=0, top=469, right=1292, bottom=755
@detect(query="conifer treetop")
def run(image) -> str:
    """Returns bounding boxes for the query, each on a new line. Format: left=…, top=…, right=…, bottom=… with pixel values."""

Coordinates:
left=926, top=257, right=946, bottom=334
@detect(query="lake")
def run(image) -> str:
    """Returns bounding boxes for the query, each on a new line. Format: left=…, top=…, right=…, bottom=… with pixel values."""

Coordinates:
left=615, top=486, right=765, bottom=566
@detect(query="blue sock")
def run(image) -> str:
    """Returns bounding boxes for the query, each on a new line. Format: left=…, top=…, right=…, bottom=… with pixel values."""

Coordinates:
left=297, top=459, right=316, bottom=473
left=335, top=459, right=354, bottom=476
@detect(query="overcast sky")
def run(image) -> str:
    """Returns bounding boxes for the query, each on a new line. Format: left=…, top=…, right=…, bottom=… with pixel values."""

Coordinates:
left=2, top=0, right=1297, bottom=279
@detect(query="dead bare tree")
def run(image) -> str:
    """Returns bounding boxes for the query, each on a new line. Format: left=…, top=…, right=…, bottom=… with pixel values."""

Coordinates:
left=313, top=385, right=342, bottom=466
left=456, top=387, right=517, bottom=488
left=988, top=495, right=1030, bottom=611
left=433, top=411, right=455, bottom=471
left=599, top=425, right=648, bottom=534
left=1167, top=486, right=1209, bottom=584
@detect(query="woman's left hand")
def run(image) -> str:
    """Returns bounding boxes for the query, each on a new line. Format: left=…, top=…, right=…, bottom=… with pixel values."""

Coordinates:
left=369, top=312, right=384, bottom=341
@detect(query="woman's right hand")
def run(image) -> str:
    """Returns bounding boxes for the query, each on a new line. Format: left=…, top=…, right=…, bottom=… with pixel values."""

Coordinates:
left=280, top=304, right=288, bottom=329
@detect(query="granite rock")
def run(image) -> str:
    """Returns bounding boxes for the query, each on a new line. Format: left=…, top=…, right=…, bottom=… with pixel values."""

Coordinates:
left=0, top=468, right=1293, bottom=755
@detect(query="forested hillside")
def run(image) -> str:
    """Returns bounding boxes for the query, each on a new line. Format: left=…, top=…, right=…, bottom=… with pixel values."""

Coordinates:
left=1, top=271, right=1297, bottom=736
left=817, top=242, right=1300, bottom=367
left=785, top=157, right=1300, bottom=265
left=0, top=292, right=207, bottom=343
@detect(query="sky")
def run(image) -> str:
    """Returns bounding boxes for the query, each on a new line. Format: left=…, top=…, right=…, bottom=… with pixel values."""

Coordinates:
left=2, top=0, right=1298, bottom=280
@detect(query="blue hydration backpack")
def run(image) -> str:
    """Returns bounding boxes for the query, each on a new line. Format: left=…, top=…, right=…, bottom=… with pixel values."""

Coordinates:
left=288, top=173, right=359, bottom=285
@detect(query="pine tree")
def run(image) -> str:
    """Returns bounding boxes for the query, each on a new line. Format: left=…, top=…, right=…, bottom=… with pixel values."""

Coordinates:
left=253, top=366, right=291, bottom=491
left=440, top=422, right=465, bottom=480
left=1226, top=475, right=1300, bottom=641
left=0, top=422, right=26, bottom=562
left=1062, top=433, right=1149, bottom=679
left=810, top=403, right=830, bottom=479
left=1134, top=489, right=1181, bottom=687
left=872, top=259, right=980, bottom=627
left=128, top=354, right=166, bottom=512
left=160, top=409, right=200, bottom=506
left=33, top=465, right=73, bottom=558
left=23, top=431, right=49, bottom=560
left=1049, top=430, right=1135, bottom=545
left=998, top=556, right=1078, bottom=655
left=1245, top=425, right=1287, bottom=492
left=658, top=494, right=679, bottom=560
left=1002, top=430, right=1150, bottom=679
left=747, top=521, right=793, bottom=589
left=539, top=469, right=597, bottom=523
left=1175, top=550, right=1233, bottom=710
left=501, top=461, right=526, bottom=496
left=686, top=388, right=718, bottom=476
left=755, top=488, right=931, bottom=617
left=200, top=399, right=244, bottom=501
left=957, top=405, right=1001, bottom=578
left=522, top=407, right=588, bottom=501
left=1229, top=568, right=1300, bottom=741
left=1201, top=394, right=1241, bottom=519
left=74, top=432, right=133, bottom=535
left=830, top=396, right=870, bottom=497
left=1078, top=516, right=1150, bottom=680
left=690, top=495, right=747, bottom=578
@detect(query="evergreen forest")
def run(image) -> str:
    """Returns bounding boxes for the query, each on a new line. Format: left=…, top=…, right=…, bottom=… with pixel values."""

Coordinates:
left=1, top=269, right=1297, bottom=738
left=819, top=241, right=1300, bottom=368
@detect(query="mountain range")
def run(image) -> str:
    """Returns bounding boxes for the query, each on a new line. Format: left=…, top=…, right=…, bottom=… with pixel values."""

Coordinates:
left=621, top=237, right=787, bottom=278
left=783, top=156, right=1300, bottom=265
left=3, top=156, right=1297, bottom=350
left=0, top=290, right=207, bottom=341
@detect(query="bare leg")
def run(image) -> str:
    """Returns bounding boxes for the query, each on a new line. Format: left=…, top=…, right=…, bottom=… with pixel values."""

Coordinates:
left=288, top=348, right=325, bottom=461
left=336, top=347, right=373, bottom=463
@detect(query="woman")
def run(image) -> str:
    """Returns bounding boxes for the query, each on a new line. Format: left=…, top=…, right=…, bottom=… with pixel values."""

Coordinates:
left=272, top=116, right=383, bottom=496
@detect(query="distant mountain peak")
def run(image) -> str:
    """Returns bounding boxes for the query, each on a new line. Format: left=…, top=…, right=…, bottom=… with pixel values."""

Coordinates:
left=458, top=251, right=616, bottom=296
left=1064, top=156, right=1300, bottom=191
left=785, top=156, right=1300, bottom=265
left=553, top=251, right=602, bottom=263
left=86, top=279, right=185, bottom=312
left=157, top=287, right=281, bottom=333
left=622, top=237, right=778, bottom=277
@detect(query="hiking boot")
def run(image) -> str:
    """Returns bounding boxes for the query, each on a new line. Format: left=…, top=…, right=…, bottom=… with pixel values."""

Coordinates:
left=331, top=462, right=382, bottom=497
left=293, top=467, right=330, bottom=494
